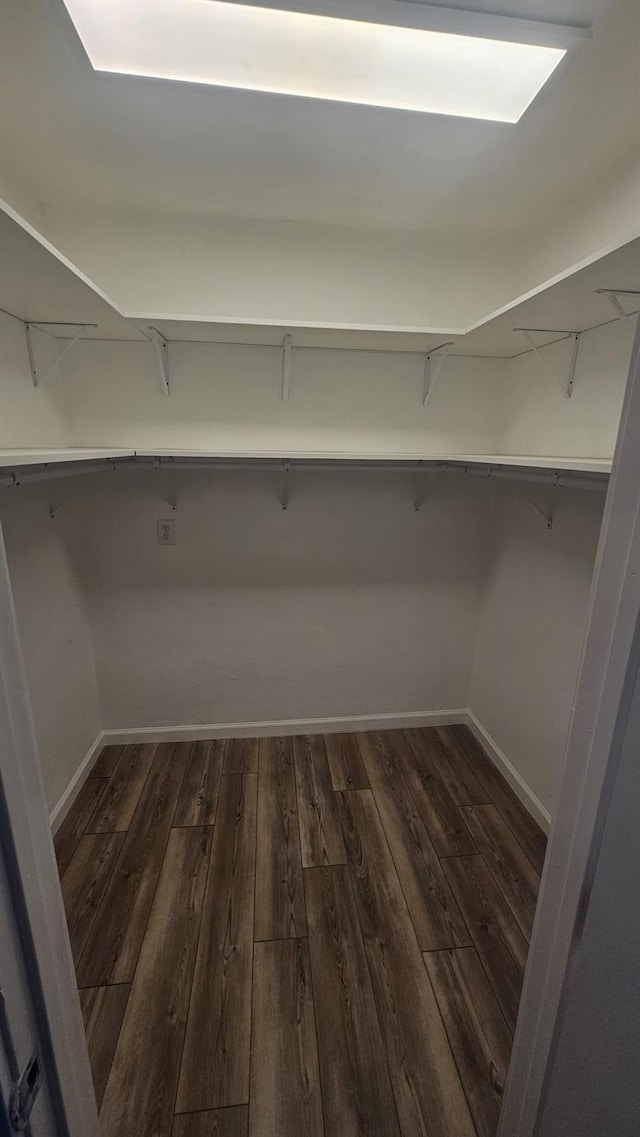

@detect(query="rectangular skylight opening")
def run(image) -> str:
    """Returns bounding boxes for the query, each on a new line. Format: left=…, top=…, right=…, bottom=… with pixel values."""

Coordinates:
left=62, top=0, right=572, bottom=122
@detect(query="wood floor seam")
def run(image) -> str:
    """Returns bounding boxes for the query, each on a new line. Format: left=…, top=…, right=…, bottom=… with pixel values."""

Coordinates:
left=174, top=1105, right=250, bottom=1117
left=299, top=872, right=328, bottom=1137
left=253, top=934, right=309, bottom=943
left=423, top=966, right=483, bottom=1137
left=171, top=817, right=218, bottom=1122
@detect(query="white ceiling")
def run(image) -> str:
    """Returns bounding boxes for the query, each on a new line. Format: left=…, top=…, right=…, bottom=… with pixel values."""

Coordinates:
left=1, top=0, right=632, bottom=235
left=2, top=210, right=637, bottom=357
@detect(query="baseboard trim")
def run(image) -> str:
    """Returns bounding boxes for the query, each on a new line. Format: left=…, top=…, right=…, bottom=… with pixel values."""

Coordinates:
left=99, top=708, right=468, bottom=746
left=49, top=730, right=106, bottom=835
left=465, top=710, right=551, bottom=834
left=49, top=707, right=551, bottom=838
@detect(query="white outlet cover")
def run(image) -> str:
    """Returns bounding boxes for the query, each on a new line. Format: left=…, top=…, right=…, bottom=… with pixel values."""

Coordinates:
left=157, top=518, right=176, bottom=545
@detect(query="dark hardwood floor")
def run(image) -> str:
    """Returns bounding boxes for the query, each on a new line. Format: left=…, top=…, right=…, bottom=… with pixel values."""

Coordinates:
left=54, top=725, right=546, bottom=1137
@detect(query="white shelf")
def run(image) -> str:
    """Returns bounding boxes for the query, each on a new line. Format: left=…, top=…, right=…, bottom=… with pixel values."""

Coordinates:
left=440, top=454, right=612, bottom=475
left=0, top=448, right=612, bottom=476
left=0, top=448, right=135, bottom=467
left=132, top=449, right=612, bottom=475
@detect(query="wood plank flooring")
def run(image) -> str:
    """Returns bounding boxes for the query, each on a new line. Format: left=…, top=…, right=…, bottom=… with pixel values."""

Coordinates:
left=55, top=727, right=546, bottom=1137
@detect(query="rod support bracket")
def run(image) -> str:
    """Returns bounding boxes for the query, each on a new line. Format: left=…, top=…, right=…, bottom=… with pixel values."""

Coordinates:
left=528, top=497, right=553, bottom=529
left=414, top=461, right=427, bottom=511
left=282, top=334, right=293, bottom=401
left=148, top=327, right=170, bottom=396
left=281, top=460, right=291, bottom=510
left=153, top=458, right=177, bottom=510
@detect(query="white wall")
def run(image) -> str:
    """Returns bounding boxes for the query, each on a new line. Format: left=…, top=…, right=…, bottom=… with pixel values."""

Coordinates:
left=0, top=488, right=101, bottom=811
left=66, top=468, right=492, bottom=730
left=0, top=311, right=68, bottom=447
left=59, top=339, right=508, bottom=457
left=498, top=318, right=631, bottom=459
left=0, top=464, right=606, bottom=823
left=470, top=487, right=604, bottom=815
left=37, top=208, right=517, bottom=332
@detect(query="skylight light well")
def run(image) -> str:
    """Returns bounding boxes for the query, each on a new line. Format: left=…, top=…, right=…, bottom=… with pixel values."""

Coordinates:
left=62, top=0, right=571, bottom=122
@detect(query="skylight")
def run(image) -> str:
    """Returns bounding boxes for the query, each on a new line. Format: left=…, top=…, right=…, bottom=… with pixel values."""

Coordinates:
left=62, top=0, right=571, bottom=122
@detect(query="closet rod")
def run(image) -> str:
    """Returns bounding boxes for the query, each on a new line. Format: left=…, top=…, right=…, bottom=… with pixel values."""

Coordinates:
left=0, top=456, right=608, bottom=493
left=141, top=458, right=606, bottom=490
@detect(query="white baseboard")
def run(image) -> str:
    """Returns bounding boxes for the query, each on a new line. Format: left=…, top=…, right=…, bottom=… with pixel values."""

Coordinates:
left=99, top=708, right=468, bottom=746
left=465, top=710, right=551, bottom=834
left=49, top=730, right=106, bottom=834
left=49, top=706, right=551, bottom=838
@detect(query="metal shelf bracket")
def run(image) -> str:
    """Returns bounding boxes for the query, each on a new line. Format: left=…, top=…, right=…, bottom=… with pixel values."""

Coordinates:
left=281, top=461, right=291, bottom=510
left=49, top=492, right=75, bottom=521
left=24, top=321, right=96, bottom=387
left=148, top=327, right=170, bottom=396
left=153, top=460, right=177, bottom=510
left=528, top=498, right=553, bottom=529
left=282, top=334, right=293, bottom=401
left=414, top=460, right=435, bottom=511
left=423, top=341, right=453, bottom=405
left=594, top=289, right=640, bottom=334
left=514, top=328, right=581, bottom=399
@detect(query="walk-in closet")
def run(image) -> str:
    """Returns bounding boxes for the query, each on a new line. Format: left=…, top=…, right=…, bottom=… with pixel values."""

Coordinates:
left=0, top=1, right=638, bottom=1135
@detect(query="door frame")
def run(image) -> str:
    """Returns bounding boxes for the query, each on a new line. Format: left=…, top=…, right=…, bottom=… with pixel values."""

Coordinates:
left=499, top=319, right=640, bottom=1135
left=0, top=528, right=99, bottom=1136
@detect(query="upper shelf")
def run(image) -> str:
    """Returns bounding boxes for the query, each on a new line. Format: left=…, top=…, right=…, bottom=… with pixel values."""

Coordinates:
left=441, top=454, right=612, bottom=474
left=0, top=448, right=612, bottom=475
left=0, top=448, right=136, bottom=467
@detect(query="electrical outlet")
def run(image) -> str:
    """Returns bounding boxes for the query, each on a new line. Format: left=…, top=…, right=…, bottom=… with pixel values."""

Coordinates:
left=157, top=519, right=176, bottom=545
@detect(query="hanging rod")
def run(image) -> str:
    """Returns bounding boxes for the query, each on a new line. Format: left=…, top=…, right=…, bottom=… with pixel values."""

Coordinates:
left=0, top=455, right=608, bottom=493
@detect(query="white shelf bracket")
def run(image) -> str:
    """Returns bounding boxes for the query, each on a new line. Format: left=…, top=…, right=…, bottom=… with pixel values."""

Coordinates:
left=423, top=342, right=453, bottom=405
left=24, top=322, right=96, bottom=387
left=281, top=334, right=293, bottom=401
left=148, top=327, right=171, bottom=396
left=281, top=461, right=291, bottom=511
left=515, top=328, right=581, bottom=399
left=594, top=289, right=640, bottom=334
